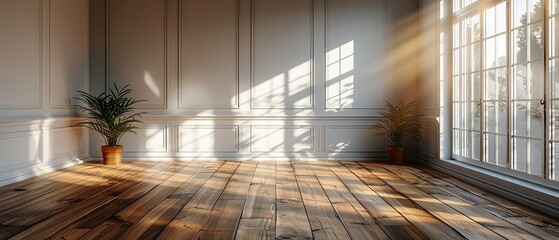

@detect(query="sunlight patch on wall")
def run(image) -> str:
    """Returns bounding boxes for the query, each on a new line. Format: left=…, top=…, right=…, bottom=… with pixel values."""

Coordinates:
left=326, top=41, right=355, bottom=111
left=252, top=60, right=312, bottom=109
left=144, top=71, right=161, bottom=98
left=251, top=126, right=312, bottom=153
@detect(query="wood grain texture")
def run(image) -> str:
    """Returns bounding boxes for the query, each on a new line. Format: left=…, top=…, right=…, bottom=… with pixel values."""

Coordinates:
left=275, top=161, right=313, bottom=239
left=157, top=161, right=239, bottom=239
left=0, top=160, right=556, bottom=239
left=309, top=161, right=389, bottom=240
left=370, top=164, right=505, bottom=239
left=295, top=161, right=351, bottom=240
left=10, top=161, right=171, bottom=239
left=1, top=162, right=153, bottom=228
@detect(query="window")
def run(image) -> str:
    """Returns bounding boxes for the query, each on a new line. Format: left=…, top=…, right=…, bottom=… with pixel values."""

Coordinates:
left=511, top=0, right=544, bottom=176
left=453, top=0, right=479, bottom=13
left=447, top=0, right=558, bottom=181
left=483, top=2, right=508, bottom=167
left=452, top=15, right=481, bottom=161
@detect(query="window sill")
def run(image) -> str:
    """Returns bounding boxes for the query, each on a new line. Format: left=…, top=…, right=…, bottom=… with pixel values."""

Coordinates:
left=419, top=157, right=559, bottom=218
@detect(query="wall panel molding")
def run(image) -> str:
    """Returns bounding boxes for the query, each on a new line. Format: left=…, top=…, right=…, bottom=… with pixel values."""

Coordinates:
left=325, top=125, right=385, bottom=153
left=0, top=130, right=43, bottom=173
left=0, top=0, right=43, bottom=108
left=87, top=116, right=387, bottom=160
left=50, top=126, right=86, bottom=160
left=108, top=0, right=168, bottom=109
left=250, top=0, right=314, bottom=109
left=324, top=0, right=387, bottom=111
left=0, top=117, right=88, bottom=187
left=178, top=0, right=240, bottom=109
left=88, top=0, right=421, bottom=161
left=49, top=0, right=88, bottom=109
left=250, top=125, right=314, bottom=153
left=119, top=125, right=168, bottom=153
left=178, top=125, right=240, bottom=153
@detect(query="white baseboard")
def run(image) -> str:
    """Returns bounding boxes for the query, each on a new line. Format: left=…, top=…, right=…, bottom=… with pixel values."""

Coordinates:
left=0, top=158, right=88, bottom=187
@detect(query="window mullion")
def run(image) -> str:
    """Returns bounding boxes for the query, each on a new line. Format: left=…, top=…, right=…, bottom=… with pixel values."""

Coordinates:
left=543, top=0, right=550, bottom=179
left=506, top=0, right=512, bottom=170
left=480, top=10, right=485, bottom=163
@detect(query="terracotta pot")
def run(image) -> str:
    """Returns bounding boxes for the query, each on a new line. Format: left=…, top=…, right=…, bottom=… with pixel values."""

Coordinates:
left=101, top=145, right=123, bottom=165
left=387, top=146, right=406, bottom=165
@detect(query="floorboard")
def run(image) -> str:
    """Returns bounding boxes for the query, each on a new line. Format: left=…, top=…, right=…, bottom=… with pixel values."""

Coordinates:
left=0, top=160, right=556, bottom=239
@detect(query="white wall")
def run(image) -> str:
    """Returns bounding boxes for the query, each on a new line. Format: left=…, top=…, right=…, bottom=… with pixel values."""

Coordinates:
left=0, top=0, right=89, bottom=185
left=88, top=0, right=421, bottom=160
left=418, top=0, right=441, bottom=160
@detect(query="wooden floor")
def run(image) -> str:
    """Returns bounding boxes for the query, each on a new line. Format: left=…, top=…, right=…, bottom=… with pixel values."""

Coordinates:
left=0, top=161, right=558, bottom=239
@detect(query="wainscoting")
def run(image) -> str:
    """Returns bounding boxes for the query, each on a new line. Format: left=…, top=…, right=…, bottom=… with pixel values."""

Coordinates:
left=0, top=118, right=88, bottom=186
left=90, top=116, right=387, bottom=160
left=0, top=0, right=89, bottom=186
left=87, top=0, right=421, bottom=161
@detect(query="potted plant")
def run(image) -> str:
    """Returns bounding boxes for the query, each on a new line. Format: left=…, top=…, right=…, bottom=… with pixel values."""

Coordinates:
left=74, top=84, right=145, bottom=165
left=372, top=100, right=423, bottom=165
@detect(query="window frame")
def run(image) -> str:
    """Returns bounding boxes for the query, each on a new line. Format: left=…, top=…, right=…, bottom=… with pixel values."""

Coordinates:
left=442, top=0, right=559, bottom=184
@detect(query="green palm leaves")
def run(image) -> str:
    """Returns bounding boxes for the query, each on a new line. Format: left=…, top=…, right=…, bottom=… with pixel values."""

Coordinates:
left=74, top=84, right=145, bottom=146
left=372, top=100, right=424, bottom=146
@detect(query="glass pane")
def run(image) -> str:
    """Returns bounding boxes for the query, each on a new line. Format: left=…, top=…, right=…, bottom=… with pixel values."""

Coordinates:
left=497, top=135, right=507, bottom=166
left=552, top=17, right=559, bottom=57
left=529, top=0, right=543, bottom=22
left=485, top=38, right=496, bottom=68
left=463, top=74, right=470, bottom=101
left=453, top=102, right=460, bottom=125
left=528, top=101, right=543, bottom=138
left=496, top=34, right=507, bottom=67
left=464, top=130, right=472, bottom=157
left=472, top=15, right=480, bottom=42
left=485, top=6, right=495, bottom=37
left=553, top=102, right=559, bottom=140
left=497, top=101, right=507, bottom=133
left=464, top=15, right=480, bottom=45
left=473, top=73, right=481, bottom=100
left=485, top=102, right=496, bottom=132
left=473, top=131, right=481, bottom=160
left=496, top=2, right=507, bottom=34
left=513, top=28, right=528, bottom=64
left=497, top=68, right=507, bottom=100
left=453, top=23, right=461, bottom=48
left=553, top=0, right=559, bottom=15
left=454, top=130, right=461, bottom=154
left=529, top=62, right=544, bottom=98
left=474, top=42, right=481, bottom=71
left=552, top=142, right=559, bottom=180
left=529, top=140, right=543, bottom=176
left=513, top=64, right=528, bottom=99
left=453, top=49, right=461, bottom=75
left=453, top=0, right=460, bottom=13
left=464, top=46, right=472, bottom=72
left=513, top=0, right=527, bottom=28
left=453, top=77, right=460, bottom=100
left=514, top=101, right=529, bottom=136
left=552, top=60, right=559, bottom=98
left=485, top=134, right=496, bottom=164
left=469, top=102, right=479, bottom=129
left=485, top=70, right=496, bottom=100
left=529, top=23, right=544, bottom=61
left=513, top=137, right=528, bottom=172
